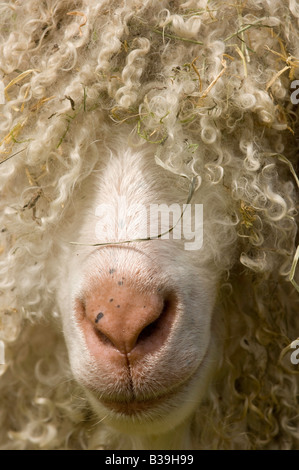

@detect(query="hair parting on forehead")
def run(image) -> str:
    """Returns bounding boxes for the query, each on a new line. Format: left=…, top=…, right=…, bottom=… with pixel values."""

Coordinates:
left=0, top=0, right=298, bottom=450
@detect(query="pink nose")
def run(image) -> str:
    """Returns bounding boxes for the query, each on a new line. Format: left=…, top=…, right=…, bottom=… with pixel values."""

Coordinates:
left=78, top=276, right=174, bottom=356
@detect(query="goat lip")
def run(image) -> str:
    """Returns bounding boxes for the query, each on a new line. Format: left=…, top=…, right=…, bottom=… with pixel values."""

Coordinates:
left=99, top=373, right=196, bottom=415
left=100, top=393, right=174, bottom=415
left=99, top=347, right=211, bottom=415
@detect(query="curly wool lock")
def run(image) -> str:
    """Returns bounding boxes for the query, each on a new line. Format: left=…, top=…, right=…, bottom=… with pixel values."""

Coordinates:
left=0, top=0, right=298, bottom=450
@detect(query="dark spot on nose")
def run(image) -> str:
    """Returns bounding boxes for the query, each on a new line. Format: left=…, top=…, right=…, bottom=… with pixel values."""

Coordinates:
left=95, top=312, right=104, bottom=323
left=117, top=305, right=120, bottom=308
left=109, top=268, right=116, bottom=275
left=118, top=281, right=123, bottom=286
left=109, top=298, right=113, bottom=302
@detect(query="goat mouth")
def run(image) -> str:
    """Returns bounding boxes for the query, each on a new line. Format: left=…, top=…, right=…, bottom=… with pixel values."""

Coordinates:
left=100, top=390, right=176, bottom=415
left=99, top=355, right=208, bottom=416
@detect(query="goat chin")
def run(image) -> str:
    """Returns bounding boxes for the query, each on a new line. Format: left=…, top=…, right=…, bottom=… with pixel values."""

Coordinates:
left=84, top=338, right=217, bottom=437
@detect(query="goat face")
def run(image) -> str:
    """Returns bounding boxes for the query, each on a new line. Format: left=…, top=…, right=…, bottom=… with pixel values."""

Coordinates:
left=56, top=141, right=226, bottom=436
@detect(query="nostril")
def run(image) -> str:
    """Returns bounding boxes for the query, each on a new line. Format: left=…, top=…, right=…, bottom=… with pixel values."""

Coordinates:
left=94, top=328, right=116, bottom=348
left=76, top=299, right=118, bottom=349
left=136, top=299, right=169, bottom=345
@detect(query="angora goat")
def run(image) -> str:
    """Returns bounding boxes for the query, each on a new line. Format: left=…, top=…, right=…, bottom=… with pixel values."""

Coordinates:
left=0, top=0, right=298, bottom=450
